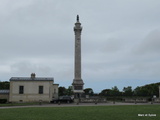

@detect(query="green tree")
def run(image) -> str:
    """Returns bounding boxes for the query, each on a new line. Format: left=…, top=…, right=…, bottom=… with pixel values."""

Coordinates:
left=84, top=88, right=94, bottom=96
left=133, top=83, right=160, bottom=97
left=58, top=86, right=67, bottom=96
left=134, top=86, right=151, bottom=96
left=99, top=89, right=111, bottom=96
left=99, top=86, right=121, bottom=96
left=123, top=86, right=133, bottom=96
left=0, top=81, right=10, bottom=89
left=66, top=86, right=73, bottom=96
left=110, top=86, right=121, bottom=96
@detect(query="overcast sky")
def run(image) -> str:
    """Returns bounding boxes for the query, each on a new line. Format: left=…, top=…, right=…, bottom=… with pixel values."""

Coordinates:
left=0, top=0, right=160, bottom=93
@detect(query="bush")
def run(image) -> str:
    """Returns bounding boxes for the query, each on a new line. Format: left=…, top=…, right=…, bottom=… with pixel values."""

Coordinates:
left=0, top=99, right=7, bottom=103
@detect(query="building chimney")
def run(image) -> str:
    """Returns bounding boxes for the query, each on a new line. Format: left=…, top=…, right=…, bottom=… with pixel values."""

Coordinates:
left=31, top=73, right=36, bottom=79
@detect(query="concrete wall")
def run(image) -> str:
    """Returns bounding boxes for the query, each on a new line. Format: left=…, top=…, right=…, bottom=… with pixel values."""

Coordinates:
left=9, top=81, right=54, bottom=102
left=53, top=84, right=59, bottom=99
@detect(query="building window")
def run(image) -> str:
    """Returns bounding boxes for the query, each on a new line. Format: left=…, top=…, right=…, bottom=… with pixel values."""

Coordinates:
left=54, top=89, right=56, bottom=94
left=39, top=86, right=43, bottom=94
left=19, top=86, right=24, bottom=94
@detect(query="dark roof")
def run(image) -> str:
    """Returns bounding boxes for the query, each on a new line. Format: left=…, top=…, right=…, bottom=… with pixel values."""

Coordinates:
left=10, top=77, right=54, bottom=81
left=0, top=90, right=9, bottom=94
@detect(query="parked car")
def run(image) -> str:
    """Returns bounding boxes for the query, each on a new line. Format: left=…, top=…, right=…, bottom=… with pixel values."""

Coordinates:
left=51, top=96, right=74, bottom=103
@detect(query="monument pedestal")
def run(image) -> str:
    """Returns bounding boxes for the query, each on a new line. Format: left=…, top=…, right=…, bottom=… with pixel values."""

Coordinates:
left=72, top=79, right=84, bottom=99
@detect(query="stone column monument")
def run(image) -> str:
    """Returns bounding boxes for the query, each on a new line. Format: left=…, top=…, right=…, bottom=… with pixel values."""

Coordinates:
left=72, top=15, right=84, bottom=98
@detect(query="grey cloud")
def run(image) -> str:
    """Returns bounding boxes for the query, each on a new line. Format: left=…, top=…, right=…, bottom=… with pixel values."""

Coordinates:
left=1, top=0, right=160, bottom=92
left=135, top=29, right=160, bottom=56
left=10, top=61, right=52, bottom=75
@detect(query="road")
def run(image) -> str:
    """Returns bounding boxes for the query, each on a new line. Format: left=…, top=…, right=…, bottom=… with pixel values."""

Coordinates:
left=0, top=102, right=160, bottom=109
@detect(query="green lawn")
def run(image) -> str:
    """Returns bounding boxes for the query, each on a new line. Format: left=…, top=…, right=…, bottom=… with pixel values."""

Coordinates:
left=0, top=102, right=40, bottom=107
left=0, top=105, right=159, bottom=120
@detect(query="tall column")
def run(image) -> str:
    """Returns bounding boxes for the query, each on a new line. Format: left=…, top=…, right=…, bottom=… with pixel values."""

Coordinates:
left=72, top=15, right=84, bottom=98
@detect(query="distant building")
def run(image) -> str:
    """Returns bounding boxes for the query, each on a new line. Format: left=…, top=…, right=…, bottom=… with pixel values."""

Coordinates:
left=9, top=73, right=58, bottom=103
left=0, top=90, right=9, bottom=102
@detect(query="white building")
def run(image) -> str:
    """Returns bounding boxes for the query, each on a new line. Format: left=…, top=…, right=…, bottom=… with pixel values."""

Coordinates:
left=9, top=73, right=58, bottom=103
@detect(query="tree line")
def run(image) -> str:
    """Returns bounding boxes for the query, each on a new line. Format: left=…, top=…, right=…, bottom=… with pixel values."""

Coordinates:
left=58, top=82, right=160, bottom=98
left=99, top=83, right=160, bottom=97
left=0, top=81, right=160, bottom=97
left=0, top=81, right=10, bottom=89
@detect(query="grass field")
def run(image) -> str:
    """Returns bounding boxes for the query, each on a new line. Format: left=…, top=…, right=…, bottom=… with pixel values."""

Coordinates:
left=0, top=105, right=159, bottom=120
left=0, top=102, right=40, bottom=107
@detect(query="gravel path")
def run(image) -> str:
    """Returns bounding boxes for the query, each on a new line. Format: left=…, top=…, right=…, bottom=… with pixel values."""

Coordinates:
left=0, top=102, right=160, bottom=109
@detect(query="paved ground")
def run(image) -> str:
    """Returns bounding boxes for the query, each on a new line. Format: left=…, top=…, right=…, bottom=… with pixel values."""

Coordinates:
left=1, top=102, right=160, bottom=109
